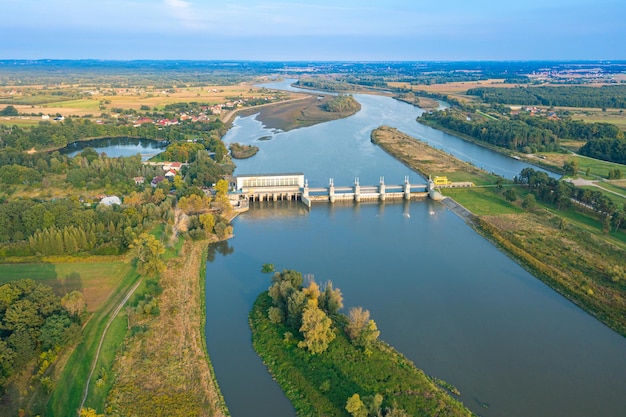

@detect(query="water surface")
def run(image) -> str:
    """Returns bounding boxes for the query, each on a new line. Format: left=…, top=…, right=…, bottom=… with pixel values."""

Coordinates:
left=206, top=82, right=626, bottom=417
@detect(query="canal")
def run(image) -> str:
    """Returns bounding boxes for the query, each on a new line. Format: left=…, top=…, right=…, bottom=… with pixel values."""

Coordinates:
left=205, top=81, right=626, bottom=417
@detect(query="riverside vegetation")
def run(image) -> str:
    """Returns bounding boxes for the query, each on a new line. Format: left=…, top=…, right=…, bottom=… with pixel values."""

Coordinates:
left=250, top=269, right=474, bottom=417
left=1, top=60, right=626, bottom=415
left=370, top=126, right=626, bottom=337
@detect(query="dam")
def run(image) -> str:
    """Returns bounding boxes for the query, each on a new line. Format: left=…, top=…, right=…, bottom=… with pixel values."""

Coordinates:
left=232, top=173, right=436, bottom=207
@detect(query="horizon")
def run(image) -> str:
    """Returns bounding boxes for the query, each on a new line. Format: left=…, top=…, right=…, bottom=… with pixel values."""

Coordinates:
left=2, top=1, right=625, bottom=61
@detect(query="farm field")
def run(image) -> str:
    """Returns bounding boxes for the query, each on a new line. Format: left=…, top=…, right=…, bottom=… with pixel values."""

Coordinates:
left=0, top=83, right=291, bottom=122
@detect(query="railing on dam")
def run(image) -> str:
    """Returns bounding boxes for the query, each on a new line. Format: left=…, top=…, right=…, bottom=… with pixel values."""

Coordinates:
left=232, top=175, right=432, bottom=208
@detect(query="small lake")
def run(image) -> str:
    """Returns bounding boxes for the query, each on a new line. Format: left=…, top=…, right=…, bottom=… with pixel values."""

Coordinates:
left=60, top=137, right=167, bottom=161
left=205, top=80, right=626, bottom=417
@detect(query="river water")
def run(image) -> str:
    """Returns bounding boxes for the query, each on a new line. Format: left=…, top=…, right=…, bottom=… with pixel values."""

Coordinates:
left=205, top=81, right=626, bottom=417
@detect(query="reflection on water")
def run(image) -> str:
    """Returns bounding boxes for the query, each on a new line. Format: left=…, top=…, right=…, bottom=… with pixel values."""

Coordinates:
left=206, top=81, right=626, bottom=417
left=60, top=137, right=167, bottom=161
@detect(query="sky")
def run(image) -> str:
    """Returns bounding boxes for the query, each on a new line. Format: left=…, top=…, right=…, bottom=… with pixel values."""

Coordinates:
left=1, top=0, right=625, bottom=61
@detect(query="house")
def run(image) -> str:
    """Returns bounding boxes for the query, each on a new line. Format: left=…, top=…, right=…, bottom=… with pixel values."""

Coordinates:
left=133, top=176, right=145, bottom=185
left=100, top=196, right=122, bottom=206
left=164, top=170, right=177, bottom=179
left=151, top=176, right=166, bottom=187
left=162, top=162, right=182, bottom=172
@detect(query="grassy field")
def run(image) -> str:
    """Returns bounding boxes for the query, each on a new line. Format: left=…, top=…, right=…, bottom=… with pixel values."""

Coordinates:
left=442, top=187, right=524, bottom=216
left=387, top=79, right=518, bottom=103
left=370, top=125, right=496, bottom=186
left=0, top=260, right=131, bottom=312
left=536, top=152, right=626, bottom=179
left=47, top=265, right=140, bottom=416
left=0, top=258, right=139, bottom=416
left=105, top=240, right=228, bottom=417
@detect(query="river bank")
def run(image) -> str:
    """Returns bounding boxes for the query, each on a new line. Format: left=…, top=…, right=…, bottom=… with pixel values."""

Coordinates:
left=370, top=126, right=626, bottom=338
left=106, top=239, right=229, bottom=416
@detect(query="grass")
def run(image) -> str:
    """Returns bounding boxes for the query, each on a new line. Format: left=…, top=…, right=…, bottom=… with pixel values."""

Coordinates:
left=538, top=152, right=626, bottom=179
left=105, top=240, right=228, bottom=417
left=442, top=187, right=524, bottom=216
left=371, top=126, right=496, bottom=186
left=366, top=124, right=626, bottom=337
left=46, top=265, right=140, bottom=416
left=0, top=261, right=131, bottom=312
left=250, top=292, right=474, bottom=417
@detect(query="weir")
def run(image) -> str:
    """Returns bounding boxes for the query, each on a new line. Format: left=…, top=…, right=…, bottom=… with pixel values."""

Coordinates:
left=232, top=173, right=432, bottom=208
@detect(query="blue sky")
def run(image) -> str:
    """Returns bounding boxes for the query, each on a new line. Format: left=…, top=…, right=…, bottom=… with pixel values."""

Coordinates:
left=1, top=0, right=625, bottom=60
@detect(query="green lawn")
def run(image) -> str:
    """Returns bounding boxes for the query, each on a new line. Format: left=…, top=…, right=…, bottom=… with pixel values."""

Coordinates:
left=442, top=187, right=524, bottom=216
left=574, top=155, right=626, bottom=179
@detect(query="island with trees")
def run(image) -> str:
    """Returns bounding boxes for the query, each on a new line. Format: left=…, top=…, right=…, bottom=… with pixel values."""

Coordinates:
left=250, top=269, right=474, bottom=417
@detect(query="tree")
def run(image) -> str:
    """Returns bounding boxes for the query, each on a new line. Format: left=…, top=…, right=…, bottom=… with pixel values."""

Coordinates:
left=345, top=307, right=380, bottom=351
left=79, top=408, right=104, bottom=417
left=130, top=233, right=166, bottom=276
left=522, top=193, right=536, bottom=210
left=199, top=212, right=216, bottom=235
left=178, top=194, right=210, bottom=214
left=563, top=159, right=578, bottom=176
left=504, top=188, right=517, bottom=202
left=298, top=300, right=335, bottom=354
left=61, top=290, right=86, bottom=317
left=0, top=105, right=18, bottom=116
left=345, top=393, right=368, bottom=417
left=319, top=281, right=343, bottom=315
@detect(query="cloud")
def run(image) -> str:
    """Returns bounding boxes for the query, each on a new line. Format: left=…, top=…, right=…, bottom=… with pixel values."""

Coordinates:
left=164, top=0, right=202, bottom=29
left=165, top=0, right=191, bottom=8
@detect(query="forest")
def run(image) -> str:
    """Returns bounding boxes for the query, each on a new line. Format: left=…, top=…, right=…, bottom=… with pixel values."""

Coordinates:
left=0, top=279, right=84, bottom=395
left=579, top=137, right=626, bottom=164
left=466, top=85, right=626, bottom=108
left=419, top=107, right=625, bottom=154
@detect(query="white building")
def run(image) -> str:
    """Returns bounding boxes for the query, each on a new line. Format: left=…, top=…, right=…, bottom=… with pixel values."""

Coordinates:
left=235, top=173, right=304, bottom=190
left=99, top=196, right=122, bottom=206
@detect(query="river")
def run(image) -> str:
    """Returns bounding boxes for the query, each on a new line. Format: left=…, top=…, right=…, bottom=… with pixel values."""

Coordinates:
left=204, top=81, right=626, bottom=417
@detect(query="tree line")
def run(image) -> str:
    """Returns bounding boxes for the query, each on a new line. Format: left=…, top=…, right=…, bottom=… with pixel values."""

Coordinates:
left=420, top=107, right=625, bottom=154
left=467, top=85, right=626, bottom=108
left=0, top=110, right=228, bottom=151
left=419, top=109, right=560, bottom=152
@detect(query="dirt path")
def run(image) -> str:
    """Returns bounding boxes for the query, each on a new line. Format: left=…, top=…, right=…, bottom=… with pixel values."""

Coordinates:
left=79, top=277, right=144, bottom=410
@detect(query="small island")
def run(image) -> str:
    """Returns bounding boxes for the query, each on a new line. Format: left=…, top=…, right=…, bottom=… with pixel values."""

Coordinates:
left=239, top=94, right=361, bottom=132
left=229, top=142, right=259, bottom=159
left=250, top=269, right=474, bottom=417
